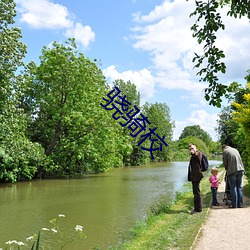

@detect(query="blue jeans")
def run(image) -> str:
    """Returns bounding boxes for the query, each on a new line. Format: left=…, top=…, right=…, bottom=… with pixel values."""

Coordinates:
left=228, top=170, right=244, bottom=208
left=211, top=187, right=218, bottom=205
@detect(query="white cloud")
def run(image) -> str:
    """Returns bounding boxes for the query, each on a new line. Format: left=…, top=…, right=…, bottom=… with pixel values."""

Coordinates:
left=65, top=22, right=95, bottom=48
left=16, top=0, right=73, bottom=29
left=214, top=7, right=250, bottom=81
left=16, top=0, right=95, bottom=49
left=130, top=0, right=250, bottom=96
left=103, top=65, right=155, bottom=103
left=173, top=110, right=219, bottom=141
left=131, top=0, right=198, bottom=89
left=132, top=1, right=175, bottom=23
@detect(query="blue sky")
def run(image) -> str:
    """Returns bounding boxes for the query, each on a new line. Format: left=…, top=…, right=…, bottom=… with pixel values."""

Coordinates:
left=14, top=0, right=250, bottom=141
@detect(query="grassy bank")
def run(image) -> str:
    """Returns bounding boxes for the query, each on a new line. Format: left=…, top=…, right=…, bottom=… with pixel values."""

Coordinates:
left=111, top=169, right=225, bottom=250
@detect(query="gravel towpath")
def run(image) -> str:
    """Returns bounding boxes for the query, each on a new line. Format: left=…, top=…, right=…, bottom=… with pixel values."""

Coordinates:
left=192, top=174, right=250, bottom=250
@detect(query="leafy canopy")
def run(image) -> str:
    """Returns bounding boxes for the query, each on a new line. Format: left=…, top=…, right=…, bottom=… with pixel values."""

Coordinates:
left=179, top=125, right=212, bottom=145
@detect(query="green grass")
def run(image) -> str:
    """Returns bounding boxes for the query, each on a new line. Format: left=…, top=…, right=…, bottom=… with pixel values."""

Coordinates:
left=111, top=170, right=225, bottom=250
left=243, top=177, right=250, bottom=197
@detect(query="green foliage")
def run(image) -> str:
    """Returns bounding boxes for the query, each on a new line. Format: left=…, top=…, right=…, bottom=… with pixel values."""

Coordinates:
left=0, top=0, right=48, bottom=182
left=216, top=72, right=250, bottom=177
left=209, top=141, right=222, bottom=154
left=171, top=148, right=190, bottom=161
left=110, top=79, right=141, bottom=166
left=23, top=39, right=125, bottom=175
left=190, top=0, right=226, bottom=107
left=113, top=79, right=140, bottom=109
left=216, top=106, right=240, bottom=147
left=222, top=0, right=250, bottom=19
left=189, top=0, right=250, bottom=107
left=0, top=0, right=27, bottom=107
left=0, top=108, right=50, bottom=182
left=0, top=0, right=180, bottom=181
left=179, top=125, right=212, bottom=146
left=178, top=136, right=209, bottom=156
left=140, top=102, right=174, bottom=162
left=216, top=73, right=250, bottom=153
left=231, top=78, right=250, bottom=177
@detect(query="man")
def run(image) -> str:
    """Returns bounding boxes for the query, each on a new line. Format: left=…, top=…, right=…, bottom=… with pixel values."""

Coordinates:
left=222, top=144, right=244, bottom=208
left=188, top=143, right=204, bottom=214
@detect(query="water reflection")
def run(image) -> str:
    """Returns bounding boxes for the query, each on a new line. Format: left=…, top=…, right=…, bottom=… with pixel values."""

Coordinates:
left=0, top=160, right=221, bottom=249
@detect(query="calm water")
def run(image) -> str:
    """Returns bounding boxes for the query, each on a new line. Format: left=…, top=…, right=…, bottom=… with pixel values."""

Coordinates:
left=0, top=160, right=221, bottom=249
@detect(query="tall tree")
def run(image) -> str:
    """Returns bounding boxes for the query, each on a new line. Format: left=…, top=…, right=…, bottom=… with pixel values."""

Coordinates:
left=0, top=0, right=46, bottom=182
left=0, top=0, right=27, bottom=109
left=140, top=102, right=173, bottom=161
left=111, top=79, right=141, bottom=165
left=24, top=39, right=123, bottom=175
left=216, top=106, right=239, bottom=147
left=189, top=0, right=250, bottom=107
left=178, top=136, right=209, bottom=156
left=216, top=72, right=250, bottom=149
left=113, top=79, right=140, bottom=109
left=179, top=125, right=212, bottom=146
left=230, top=74, right=250, bottom=176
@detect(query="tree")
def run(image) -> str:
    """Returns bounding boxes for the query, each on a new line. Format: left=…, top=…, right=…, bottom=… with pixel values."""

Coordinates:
left=140, top=102, right=173, bottom=161
left=209, top=141, right=222, bottom=154
left=231, top=80, right=250, bottom=176
left=178, top=136, right=209, bottom=156
left=216, top=72, right=250, bottom=150
left=24, top=39, right=123, bottom=175
left=0, top=0, right=27, bottom=109
left=190, top=0, right=250, bottom=107
left=216, top=106, right=239, bottom=146
left=0, top=0, right=48, bottom=182
left=214, top=72, right=250, bottom=176
left=111, top=79, right=141, bottom=165
left=179, top=125, right=212, bottom=146
left=113, top=79, right=140, bottom=109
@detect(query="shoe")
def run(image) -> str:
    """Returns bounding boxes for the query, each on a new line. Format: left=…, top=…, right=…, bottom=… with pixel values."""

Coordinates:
left=238, top=205, right=243, bottom=208
left=190, top=209, right=201, bottom=214
left=228, top=205, right=236, bottom=208
left=212, top=203, right=220, bottom=206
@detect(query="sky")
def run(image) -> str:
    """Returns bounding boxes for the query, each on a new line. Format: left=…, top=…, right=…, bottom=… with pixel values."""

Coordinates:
left=14, top=0, right=250, bottom=141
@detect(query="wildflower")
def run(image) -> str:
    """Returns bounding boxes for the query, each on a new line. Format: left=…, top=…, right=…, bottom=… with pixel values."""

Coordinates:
left=51, top=228, right=58, bottom=233
left=6, top=240, right=17, bottom=245
left=42, top=227, right=50, bottom=231
left=17, top=242, right=25, bottom=246
left=26, top=236, right=34, bottom=241
left=75, top=225, right=83, bottom=232
left=58, top=214, right=65, bottom=217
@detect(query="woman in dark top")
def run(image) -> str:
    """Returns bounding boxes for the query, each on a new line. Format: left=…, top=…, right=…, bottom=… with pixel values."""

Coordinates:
left=188, top=143, right=203, bottom=214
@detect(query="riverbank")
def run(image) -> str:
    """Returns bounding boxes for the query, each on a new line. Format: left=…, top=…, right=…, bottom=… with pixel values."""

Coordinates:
left=111, top=168, right=224, bottom=249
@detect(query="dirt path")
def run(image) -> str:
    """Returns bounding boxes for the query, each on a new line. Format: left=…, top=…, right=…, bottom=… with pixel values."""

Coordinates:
left=192, top=173, right=250, bottom=250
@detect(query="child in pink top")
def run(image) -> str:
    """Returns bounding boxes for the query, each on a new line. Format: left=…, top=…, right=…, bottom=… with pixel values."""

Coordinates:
left=209, top=168, right=220, bottom=206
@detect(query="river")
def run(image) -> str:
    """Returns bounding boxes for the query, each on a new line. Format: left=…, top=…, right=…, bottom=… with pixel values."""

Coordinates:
left=0, top=160, right=222, bottom=249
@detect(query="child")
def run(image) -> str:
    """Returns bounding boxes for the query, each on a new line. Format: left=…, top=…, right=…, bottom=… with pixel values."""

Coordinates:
left=209, top=168, right=220, bottom=206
